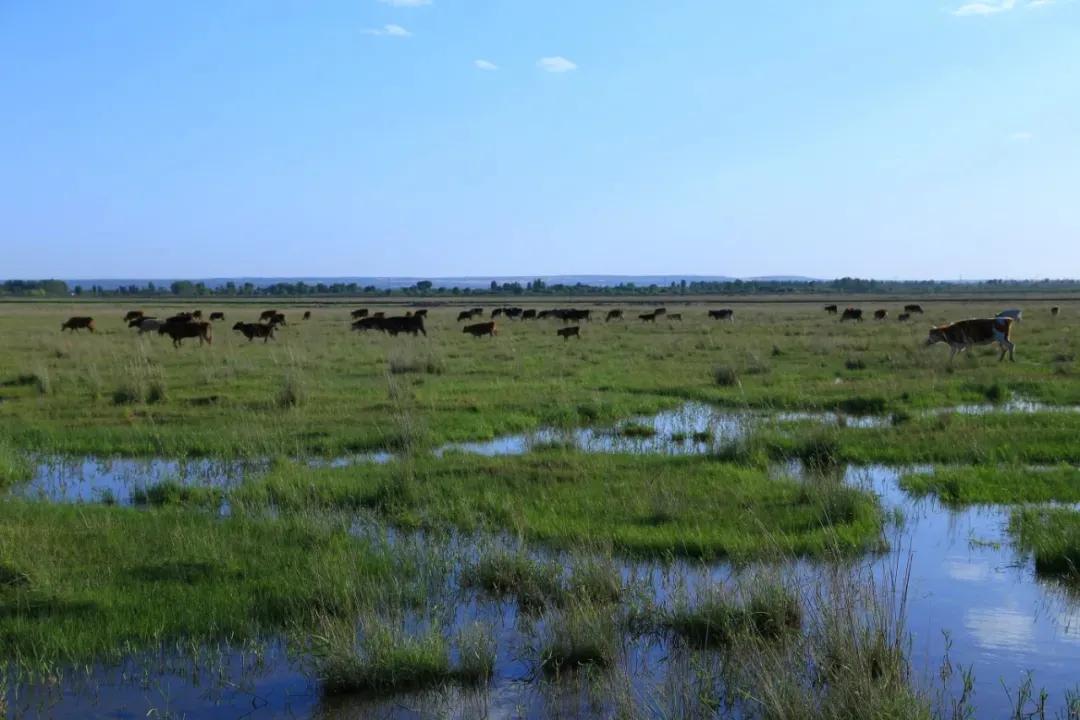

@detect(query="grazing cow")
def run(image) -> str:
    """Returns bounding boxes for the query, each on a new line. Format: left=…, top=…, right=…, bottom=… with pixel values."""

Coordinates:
left=927, top=317, right=1015, bottom=362
left=654, top=308, right=667, bottom=317
left=506, top=308, right=524, bottom=319
left=351, top=317, right=384, bottom=332
left=61, top=317, right=95, bottom=333
left=351, top=309, right=369, bottom=319
left=159, top=320, right=212, bottom=348
left=559, top=309, right=591, bottom=323
left=266, top=313, right=287, bottom=327
left=840, top=308, right=863, bottom=322
left=522, top=309, right=537, bottom=320
left=557, top=326, right=581, bottom=340
left=491, top=308, right=504, bottom=318
left=708, top=309, right=735, bottom=322
left=1052, top=306, right=1061, bottom=318
left=381, top=315, right=426, bottom=337
left=260, top=310, right=278, bottom=321
left=824, top=305, right=838, bottom=315
left=303, top=311, right=312, bottom=320
left=668, top=313, right=683, bottom=322
left=463, top=321, right=497, bottom=338
left=898, top=313, right=911, bottom=323
left=123, top=310, right=144, bottom=322
left=904, top=304, right=924, bottom=314
left=233, top=322, right=275, bottom=342
left=996, top=309, right=1023, bottom=323
left=210, top=312, right=226, bottom=321
left=639, top=312, right=658, bottom=323
left=874, top=310, right=888, bottom=321
left=606, top=310, right=624, bottom=322
left=457, top=310, right=476, bottom=322
left=136, top=319, right=162, bottom=334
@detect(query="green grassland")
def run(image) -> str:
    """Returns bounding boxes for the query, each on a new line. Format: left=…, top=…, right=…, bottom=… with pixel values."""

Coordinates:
left=0, top=298, right=1077, bottom=458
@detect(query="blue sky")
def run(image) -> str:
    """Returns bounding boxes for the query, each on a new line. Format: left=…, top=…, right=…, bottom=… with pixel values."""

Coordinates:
left=2, top=0, right=1078, bottom=280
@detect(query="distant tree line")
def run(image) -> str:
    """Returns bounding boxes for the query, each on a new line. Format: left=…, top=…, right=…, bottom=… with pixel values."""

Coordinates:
left=5, top=277, right=1080, bottom=299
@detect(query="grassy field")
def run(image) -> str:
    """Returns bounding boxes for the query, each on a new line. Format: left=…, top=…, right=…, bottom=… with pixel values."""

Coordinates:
left=0, top=298, right=1077, bottom=458
left=2, top=297, right=1079, bottom=713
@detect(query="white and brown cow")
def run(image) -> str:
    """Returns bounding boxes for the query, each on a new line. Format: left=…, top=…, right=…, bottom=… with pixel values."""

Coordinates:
left=927, top=318, right=1016, bottom=362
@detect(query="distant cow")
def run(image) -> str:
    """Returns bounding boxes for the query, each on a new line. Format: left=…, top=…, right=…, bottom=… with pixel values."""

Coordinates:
left=897, top=313, right=911, bottom=323
left=266, top=313, right=287, bottom=327
left=560, top=309, right=591, bottom=323
left=639, top=313, right=658, bottom=323
left=1052, top=306, right=1061, bottom=318
left=904, top=304, right=924, bottom=314
left=260, top=310, right=279, bottom=321
left=303, top=311, right=312, bottom=320
left=557, top=326, right=581, bottom=340
left=463, top=322, right=497, bottom=338
left=491, top=308, right=504, bottom=318
left=996, top=309, right=1023, bottom=323
left=457, top=310, right=476, bottom=322
left=874, top=310, right=888, bottom=321
left=210, top=312, right=226, bottom=321
left=653, top=308, right=667, bottom=317
left=606, top=310, right=623, bottom=322
left=123, top=310, right=144, bottom=322
left=708, top=309, right=734, bottom=322
left=927, top=317, right=1015, bottom=362
left=522, top=309, right=537, bottom=320
left=840, top=308, right=863, bottom=322
left=381, top=315, right=426, bottom=337
left=233, top=322, right=275, bottom=342
left=668, top=313, right=682, bottom=322
left=159, top=320, right=212, bottom=348
left=61, top=317, right=95, bottom=333
left=824, top=305, right=838, bottom=315
left=351, top=309, right=369, bottom=319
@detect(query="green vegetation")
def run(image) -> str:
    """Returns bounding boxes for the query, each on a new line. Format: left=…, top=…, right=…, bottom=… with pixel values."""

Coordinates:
left=0, top=501, right=401, bottom=668
left=235, top=452, right=885, bottom=560
left=664, top=579, right=802, bottom=647
left=538, top=601, right=619, bottom=675
left=901, top=465, right=1080, bottom=505
left=0, top=438, right=31, bottom=488
left=1009, top=507, right=1080, bottom=581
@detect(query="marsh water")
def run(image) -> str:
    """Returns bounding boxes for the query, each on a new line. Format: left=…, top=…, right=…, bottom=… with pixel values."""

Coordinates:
left=8, top=402, right=1080, bottom=718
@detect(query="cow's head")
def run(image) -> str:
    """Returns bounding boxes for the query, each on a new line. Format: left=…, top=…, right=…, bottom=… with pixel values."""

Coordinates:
left=926, top=326, right=947, bottom=346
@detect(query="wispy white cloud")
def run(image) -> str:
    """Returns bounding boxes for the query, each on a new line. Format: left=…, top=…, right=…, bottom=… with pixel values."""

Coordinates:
left=537, top=56, right=577, bottom=73
left=363, top=24, right=412, bottom=37
left=378, top=0, right=431, bottom=6
left=474, top=59, right=498, bottom=71
left=951, top=0, right=1056, bottom=15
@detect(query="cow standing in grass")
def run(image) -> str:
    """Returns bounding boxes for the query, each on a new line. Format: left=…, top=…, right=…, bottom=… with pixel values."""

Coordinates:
left=874, top=310, right=888, bottom=320
left=463, top=322, right=497, bottom=338
left=233, top=322, right=275, bottom=342
left=606, top=310, right=623, bottom=322
left=824, top=305, right=838, bottom=314
left=159, top=320, right=212, bottom=348
left=841, top=308, right=863, bottom=322
left=927, top=317, right=1016, bottom=362
left=61, top=317, right=95, bottom=333
left=557, top=326, right=581, bottom=340
left=709, top=309, right=734, bottom=322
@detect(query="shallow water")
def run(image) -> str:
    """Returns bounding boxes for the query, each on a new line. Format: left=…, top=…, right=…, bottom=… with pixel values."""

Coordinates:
left=9, top=402, right=1080, bottom=717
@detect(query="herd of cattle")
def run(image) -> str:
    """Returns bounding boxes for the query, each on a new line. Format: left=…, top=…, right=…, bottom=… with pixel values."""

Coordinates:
left=55, top=302, right=1065, bottom=360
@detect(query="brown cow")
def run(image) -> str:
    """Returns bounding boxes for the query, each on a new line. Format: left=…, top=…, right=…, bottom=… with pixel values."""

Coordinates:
left=123, top=310, right=144, bottom=323
left=381, top=315, right=426, bottom=337
left=824, top=305, right=838, bottom=314
left=159, top=320, right=212, bottom=348
left=265, top=313, right=287, bottom=326
left=260, top=310, right=278, bottom=321
left=927, top=317, right=1015, bottom=362
left=233, top=322, right=275, bottom=342
left=463, top=322, right=497, bottom=338
left=209, top=312, right=226, bottom=321
left=708, top=309, right=734, bottom=322
left=606, top=310, right=623, bottom=322
left=61, top=317, right=95, bottom=333
left=558, top=326, right=581, bottom=340
left=874, top=309, right=888, bottom=321
left=840, top=308, right=863, bottom=322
